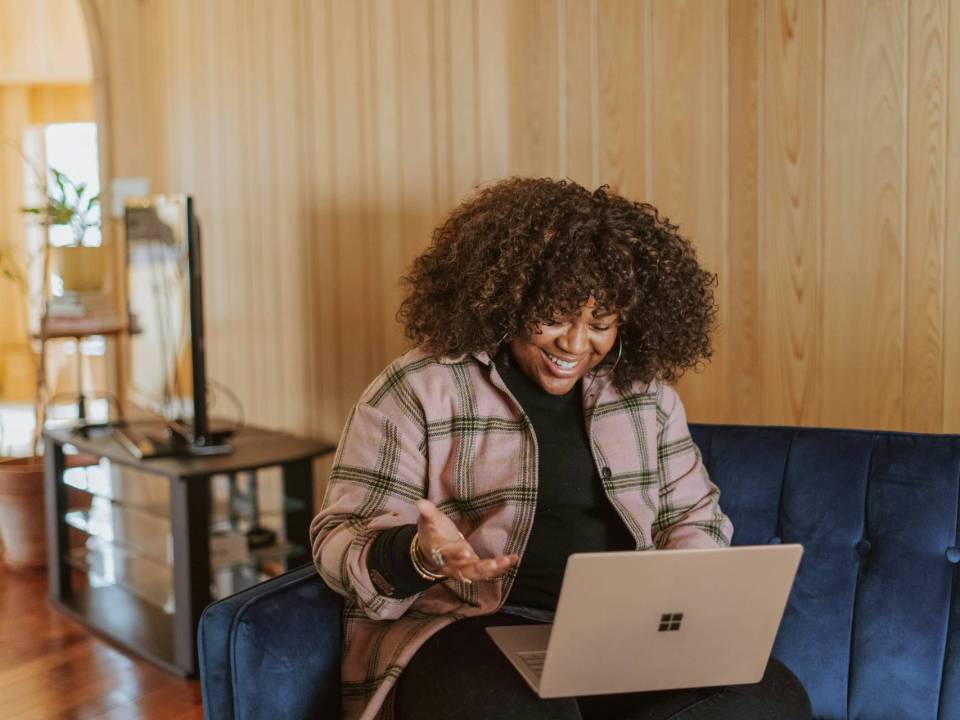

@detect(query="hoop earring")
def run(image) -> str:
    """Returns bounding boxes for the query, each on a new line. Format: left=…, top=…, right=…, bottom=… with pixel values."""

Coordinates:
left=609, top=336, right=623, bottom=373
left=492, top=330, right=511, bottom=364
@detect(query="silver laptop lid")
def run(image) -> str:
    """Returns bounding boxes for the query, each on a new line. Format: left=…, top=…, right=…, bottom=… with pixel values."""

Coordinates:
left=537, top=545, right=803, bottom=697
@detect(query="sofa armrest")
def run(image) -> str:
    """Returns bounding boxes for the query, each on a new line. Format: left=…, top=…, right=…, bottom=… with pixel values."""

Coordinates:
left=198, top=564, right=344, bottom=720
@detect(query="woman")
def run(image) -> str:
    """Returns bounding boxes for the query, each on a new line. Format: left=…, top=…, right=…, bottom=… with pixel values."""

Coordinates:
left=310, top=178, right=811, bottom=720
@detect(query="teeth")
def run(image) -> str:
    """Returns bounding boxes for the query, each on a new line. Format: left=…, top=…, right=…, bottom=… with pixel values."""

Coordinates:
left=545, top=352, right=577, bottom=370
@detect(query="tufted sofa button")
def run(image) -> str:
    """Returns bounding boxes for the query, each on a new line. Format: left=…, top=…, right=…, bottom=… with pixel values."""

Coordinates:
left=946, top=547, right=960, bottom=564
left=855, top=539, right=872, bottom=557
left=768, top=536, right=782, bottom=545
left=601, top=467, right=612, bottom=480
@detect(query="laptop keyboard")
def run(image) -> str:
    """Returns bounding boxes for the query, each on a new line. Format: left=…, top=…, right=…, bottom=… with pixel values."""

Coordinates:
left=518, top=650, right=547, bottom=679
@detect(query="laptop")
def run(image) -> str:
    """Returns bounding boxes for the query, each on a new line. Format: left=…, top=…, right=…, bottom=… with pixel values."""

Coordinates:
left=486, top=544, right=803, bottom=698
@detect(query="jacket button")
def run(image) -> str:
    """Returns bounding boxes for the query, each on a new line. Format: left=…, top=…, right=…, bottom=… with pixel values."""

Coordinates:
left=855, top=539, right=872, bottom=558
left=946, top=547, right=960, bottom=564
left=601, top=467, right=612, bottom=480
left=768, top=536, right=782, bottom=545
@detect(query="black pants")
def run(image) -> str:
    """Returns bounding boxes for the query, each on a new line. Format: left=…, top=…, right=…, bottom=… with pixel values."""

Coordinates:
left=394, top=613, right=812, bottom=720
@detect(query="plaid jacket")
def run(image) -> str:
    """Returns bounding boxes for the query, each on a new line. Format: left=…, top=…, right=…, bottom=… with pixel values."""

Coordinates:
left=310, top=348, right=733, bottom=720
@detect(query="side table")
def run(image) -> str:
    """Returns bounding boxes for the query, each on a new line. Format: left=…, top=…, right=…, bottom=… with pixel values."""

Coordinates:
left=43, top=422, right=335, bottom=676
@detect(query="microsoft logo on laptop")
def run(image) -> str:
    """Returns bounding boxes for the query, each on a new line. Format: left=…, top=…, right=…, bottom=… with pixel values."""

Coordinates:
left=658, top=613, right=683, bottom=632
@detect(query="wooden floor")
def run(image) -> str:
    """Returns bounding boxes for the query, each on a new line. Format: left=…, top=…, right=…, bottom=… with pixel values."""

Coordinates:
left=0, top=563, right=204, bottom=720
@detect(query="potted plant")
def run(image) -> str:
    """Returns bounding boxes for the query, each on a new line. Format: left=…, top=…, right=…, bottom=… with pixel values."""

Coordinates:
left=0, top=165, right=100, bottom=572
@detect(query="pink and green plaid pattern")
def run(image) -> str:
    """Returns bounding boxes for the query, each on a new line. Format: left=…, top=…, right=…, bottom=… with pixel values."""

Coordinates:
left=310, top=348, right=733, bottom=719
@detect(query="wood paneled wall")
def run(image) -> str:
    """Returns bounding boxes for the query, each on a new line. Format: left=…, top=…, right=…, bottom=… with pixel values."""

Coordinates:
left=87, top=0, right=960, bottom=440
left=0, top=0, right=92, bottom=84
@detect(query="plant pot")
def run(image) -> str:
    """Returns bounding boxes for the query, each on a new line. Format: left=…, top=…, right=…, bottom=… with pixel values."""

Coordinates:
left=0, top=456, right=47, bottom=572
left=0, top=453, right=98, bottom=573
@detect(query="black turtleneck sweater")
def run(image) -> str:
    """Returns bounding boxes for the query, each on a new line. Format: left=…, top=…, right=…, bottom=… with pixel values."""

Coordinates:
left=496, top=351, right=635, bottom=609
left=365, top=352, right=634, bottom=608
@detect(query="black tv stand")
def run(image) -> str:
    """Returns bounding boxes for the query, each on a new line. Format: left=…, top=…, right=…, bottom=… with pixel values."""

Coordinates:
left=44, top=422, right=336, bottom=676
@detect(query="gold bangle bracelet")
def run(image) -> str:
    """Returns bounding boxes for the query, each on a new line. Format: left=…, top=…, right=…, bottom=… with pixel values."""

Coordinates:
left=410, top=531, right=447, bottom=581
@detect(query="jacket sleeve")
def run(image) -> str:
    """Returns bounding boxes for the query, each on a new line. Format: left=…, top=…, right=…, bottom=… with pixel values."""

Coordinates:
left=309, top=399, right=428, bottom=621
left=652, top=385, right=734, bottom=549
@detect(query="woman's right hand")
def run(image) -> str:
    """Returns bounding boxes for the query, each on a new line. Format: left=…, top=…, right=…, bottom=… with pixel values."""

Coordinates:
left=415, top=499, right=519, bottom=583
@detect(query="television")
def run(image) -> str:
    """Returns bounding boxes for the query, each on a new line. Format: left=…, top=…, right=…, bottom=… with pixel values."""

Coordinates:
left=121, top=194, right=232, bottom=457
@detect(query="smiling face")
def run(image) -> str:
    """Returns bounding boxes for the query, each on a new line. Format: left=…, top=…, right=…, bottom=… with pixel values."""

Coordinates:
left=508, top=297, right=619, bottom=395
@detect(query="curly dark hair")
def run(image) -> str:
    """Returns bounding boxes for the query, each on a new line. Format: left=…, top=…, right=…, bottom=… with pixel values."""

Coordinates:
left=397, top=177, right=718, bottom=389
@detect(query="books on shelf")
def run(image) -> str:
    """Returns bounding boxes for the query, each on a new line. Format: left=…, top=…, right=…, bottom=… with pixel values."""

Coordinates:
left=47, top=291, right=115, bottom=318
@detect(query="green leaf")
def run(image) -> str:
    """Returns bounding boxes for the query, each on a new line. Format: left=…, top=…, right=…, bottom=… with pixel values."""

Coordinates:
left=49, top=168, right=68, bottom=203
left=50, top=207, right=74, bottom=225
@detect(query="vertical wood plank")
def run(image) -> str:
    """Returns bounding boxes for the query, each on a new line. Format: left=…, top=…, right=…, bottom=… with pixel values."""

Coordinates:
left=726, top=0, right=762, bottom=424
left=822, top=0, right=907, bottom=430
left=396, top=0, right=438, bottom=365
left=237, top=0, right=265, bottom=423
left=357, top=0, right=388, bottom=377
left=507, top=0, right=561, bottom=178
left=943, top=0, right=960, bottom=433
left=97, top=0, right=146, bottom=179
left=565, top=0, right=595, bottom=186
left=244, top=0, right=283, bottom=427
left=301, top=0, right=343, bottom=439
left=371, top=0, right=405, bottom=363
left=597, top=0, right=647, bottom=200
left=166, top=0, right=193, bottom=192
left=270, top=0, right=310, bottom=433
left=294, top=0, right=317, bottom=437
left=431, top=0, right=453, bottom=216
left=525, top=0, right=561, bottom=179
left=759, top=0, right=822, bottom=426
left=904, top=0, right=947, bottom=432
left=650, top=0, right=728, bottom=423
left=476, top=0, right=510, bottom=183
left=139, top=0, right=169, bottom=193
left=207, top=0, right=244, bottom=412
left=187, top=0, right=220, bottom=405
left=330, top=0, right=376, bottom=411
left=448, top=0, right=480, bottom=202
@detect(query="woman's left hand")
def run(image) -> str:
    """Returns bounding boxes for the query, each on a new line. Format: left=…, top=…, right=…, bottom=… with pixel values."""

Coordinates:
left=415, top=499, right=519, bottom=582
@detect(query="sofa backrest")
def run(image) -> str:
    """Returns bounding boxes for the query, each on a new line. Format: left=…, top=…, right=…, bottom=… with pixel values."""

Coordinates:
left=689, top=424, right=960, bottom=720
left=198, top=424, right=960, bottom=720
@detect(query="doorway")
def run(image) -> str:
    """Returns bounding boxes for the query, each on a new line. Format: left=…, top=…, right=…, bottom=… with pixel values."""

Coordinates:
left=0, top=0, right=104, bottom=455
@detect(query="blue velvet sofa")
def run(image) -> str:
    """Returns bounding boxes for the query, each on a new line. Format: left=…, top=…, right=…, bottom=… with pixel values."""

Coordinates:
left=198, top=423, right=960, bottom=720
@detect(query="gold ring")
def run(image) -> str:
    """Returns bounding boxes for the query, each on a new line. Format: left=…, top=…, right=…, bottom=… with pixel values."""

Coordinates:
left=458, top=572, right=473, bottom=585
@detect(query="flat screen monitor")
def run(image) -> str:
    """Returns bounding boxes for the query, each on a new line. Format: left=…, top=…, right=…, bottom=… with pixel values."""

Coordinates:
left=123, top=194, right=225, bottom=453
